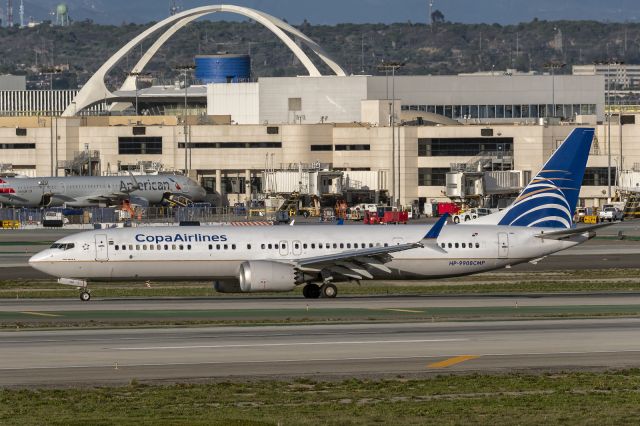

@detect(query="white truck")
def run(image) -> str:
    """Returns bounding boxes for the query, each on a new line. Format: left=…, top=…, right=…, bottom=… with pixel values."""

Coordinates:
left=598, top=205, right=624, bottom=222
left=452, top=207, right=493, bottom=223
left=42, top=211, right=65, bottom=227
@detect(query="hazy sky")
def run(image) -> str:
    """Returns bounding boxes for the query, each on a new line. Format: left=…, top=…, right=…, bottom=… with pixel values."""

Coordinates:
left=21, top=0, right=640, bottom=25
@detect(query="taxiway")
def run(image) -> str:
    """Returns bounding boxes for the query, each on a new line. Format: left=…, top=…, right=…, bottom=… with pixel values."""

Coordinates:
left=1, top=318, right=640, bottom=387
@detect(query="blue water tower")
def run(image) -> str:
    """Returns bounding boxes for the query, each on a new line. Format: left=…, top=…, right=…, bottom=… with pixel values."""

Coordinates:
left=195, top=54, right=251, bottom=84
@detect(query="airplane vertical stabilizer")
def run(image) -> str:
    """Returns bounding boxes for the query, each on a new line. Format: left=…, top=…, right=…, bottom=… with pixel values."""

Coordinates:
left=469, top=127, right=594, bottom=229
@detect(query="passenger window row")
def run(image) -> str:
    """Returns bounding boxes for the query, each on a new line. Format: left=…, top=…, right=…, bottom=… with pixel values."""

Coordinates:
left=112, top=241, right=396, bottom=253
left=114, top=244, right=195, bottom=251
left=259, top=242, right=387, bottom=250
left=208, top=244, right=238, bottom=251
left=440, top=242, right=481, bottom=249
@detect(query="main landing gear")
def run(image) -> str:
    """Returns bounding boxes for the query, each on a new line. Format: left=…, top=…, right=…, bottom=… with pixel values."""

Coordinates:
left=302, top=283, right=338, bottom=299
left=79, top=290, right=91, bottom=302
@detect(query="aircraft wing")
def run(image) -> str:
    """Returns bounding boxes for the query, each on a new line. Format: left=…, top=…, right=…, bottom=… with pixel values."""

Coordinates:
left=50, top=194, right=77, bottom=203
left=292, top=214, right=449, bottom=279
left=79, top=192, right=149, bottom=204
left=535, top=222, right=617, bottom=240
left=0, top=193, right=29, bottom=202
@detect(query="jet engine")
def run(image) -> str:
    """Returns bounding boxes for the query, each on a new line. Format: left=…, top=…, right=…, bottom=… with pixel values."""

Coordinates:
left=237, top=260, right=300, bottom=292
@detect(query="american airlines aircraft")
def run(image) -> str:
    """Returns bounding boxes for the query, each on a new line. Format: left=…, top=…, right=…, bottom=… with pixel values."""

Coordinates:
left=30, top=128, right=604, bottom=301
left=0, top=174, right=206, bottom=207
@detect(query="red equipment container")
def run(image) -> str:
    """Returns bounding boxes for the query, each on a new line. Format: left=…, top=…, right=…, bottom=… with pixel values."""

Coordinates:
left=382, top=211, right=408, bottom=224
left=363, top=210, right=380, bottom=224
left=437, top=202, right=460, bottom=216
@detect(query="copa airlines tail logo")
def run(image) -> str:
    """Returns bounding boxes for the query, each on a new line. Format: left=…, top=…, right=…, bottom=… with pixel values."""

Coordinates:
left=498, top=170, right=574, bottom=229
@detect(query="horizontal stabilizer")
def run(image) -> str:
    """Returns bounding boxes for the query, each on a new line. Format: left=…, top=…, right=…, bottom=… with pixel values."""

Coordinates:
left=535, top=222, right=616, bottom=240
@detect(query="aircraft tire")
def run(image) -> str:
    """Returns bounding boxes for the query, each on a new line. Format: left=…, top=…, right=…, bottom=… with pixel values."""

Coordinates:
left=79, top=291, right=91, bottom=302
left=320, top=283, right=338, bottom=298
left=303, top=283, right=321, bottom=299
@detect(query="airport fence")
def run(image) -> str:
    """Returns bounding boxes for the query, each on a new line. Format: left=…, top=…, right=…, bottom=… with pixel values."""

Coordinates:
left=0, top=206, right=278, bottom=227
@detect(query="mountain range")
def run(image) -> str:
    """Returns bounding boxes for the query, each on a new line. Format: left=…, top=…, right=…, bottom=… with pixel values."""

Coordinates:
left=12, top=0, right=640, bottom=26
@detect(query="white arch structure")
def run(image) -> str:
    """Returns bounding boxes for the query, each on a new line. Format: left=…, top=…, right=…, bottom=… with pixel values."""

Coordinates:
left=63, top=4, right=347, bottom=116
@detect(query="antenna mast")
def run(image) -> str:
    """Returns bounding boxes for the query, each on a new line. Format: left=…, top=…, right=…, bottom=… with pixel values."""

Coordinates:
left=7, top=0, right=12, bottom=27
left=169, top=0, right=179, bottom=16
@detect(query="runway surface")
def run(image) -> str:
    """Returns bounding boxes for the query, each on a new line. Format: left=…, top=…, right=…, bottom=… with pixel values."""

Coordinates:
left=2, top=318, right=640, bottom=387
left=3, top=293, right=640, bottom=312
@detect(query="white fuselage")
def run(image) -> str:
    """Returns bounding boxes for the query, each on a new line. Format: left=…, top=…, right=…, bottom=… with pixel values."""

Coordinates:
left=29, top=224, right=588, bottom=282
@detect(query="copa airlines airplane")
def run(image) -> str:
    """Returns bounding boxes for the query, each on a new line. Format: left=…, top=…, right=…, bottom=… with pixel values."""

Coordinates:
left=30, top=128, right=604, bottom=301
left=0, top=174, right=206, bottom=207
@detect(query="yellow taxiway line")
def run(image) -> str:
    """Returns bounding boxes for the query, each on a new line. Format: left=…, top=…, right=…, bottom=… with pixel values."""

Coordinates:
left=428, top=355, right=479, bottom=369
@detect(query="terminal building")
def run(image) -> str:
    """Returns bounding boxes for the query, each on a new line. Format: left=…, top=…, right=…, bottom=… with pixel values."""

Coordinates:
left=0, top=4, right=636, bottom=211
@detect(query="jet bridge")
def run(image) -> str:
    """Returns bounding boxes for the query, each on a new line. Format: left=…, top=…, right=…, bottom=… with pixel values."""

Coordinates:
left=446, top=151, right=522, bottom=207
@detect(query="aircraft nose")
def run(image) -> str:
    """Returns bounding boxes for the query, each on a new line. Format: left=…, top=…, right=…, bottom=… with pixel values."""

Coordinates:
left=29, top=250, right=52, bottom=265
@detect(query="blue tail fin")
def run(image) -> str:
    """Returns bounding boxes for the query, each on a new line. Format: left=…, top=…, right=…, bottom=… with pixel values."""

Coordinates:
left=497, top=127, right=594, bottom=229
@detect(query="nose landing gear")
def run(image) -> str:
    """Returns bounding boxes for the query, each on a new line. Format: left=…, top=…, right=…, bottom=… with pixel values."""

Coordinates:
left=57, top=278, right=92, bottom=302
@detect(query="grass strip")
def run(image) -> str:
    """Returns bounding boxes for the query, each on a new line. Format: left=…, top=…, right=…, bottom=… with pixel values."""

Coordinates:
left=2, top=370, right=640, bottom=425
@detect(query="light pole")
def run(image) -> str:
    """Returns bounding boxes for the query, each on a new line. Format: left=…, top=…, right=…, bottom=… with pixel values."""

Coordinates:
left=41, top=67, right=62, bottom=176
left=544, top=62, right=565, bottom=118
left=377, top=61, right=404, bottom=207
left=175, top=65, right=196, bottom=176
left=595, top=59, right=623, bottom=200
left=127, top=71, right=151, bottom=116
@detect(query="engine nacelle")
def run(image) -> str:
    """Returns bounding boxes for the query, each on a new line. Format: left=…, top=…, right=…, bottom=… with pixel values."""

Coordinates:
left=238, top=260, right=298, bottom=292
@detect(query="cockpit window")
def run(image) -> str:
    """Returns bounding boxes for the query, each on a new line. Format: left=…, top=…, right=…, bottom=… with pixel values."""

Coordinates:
left=50, top=243, right=75, bottom=250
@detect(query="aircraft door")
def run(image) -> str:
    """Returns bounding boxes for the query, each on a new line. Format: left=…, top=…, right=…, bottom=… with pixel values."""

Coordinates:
left=498, top=233, right=509, bottom=258
left=292, top=240, right=302, bottom=256
left=95, top=234, right=109, bottom=261
left=279, top=240, right=289, bottom=257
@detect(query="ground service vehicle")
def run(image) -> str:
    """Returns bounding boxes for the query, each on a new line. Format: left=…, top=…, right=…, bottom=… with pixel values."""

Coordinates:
left=452, top=208, right=492, bottom=223
left=598, top=206, right=624, bottom=222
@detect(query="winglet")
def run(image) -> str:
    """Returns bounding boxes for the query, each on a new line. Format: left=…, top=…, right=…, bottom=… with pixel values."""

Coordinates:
left=424, top=213, right=448, bottom=239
